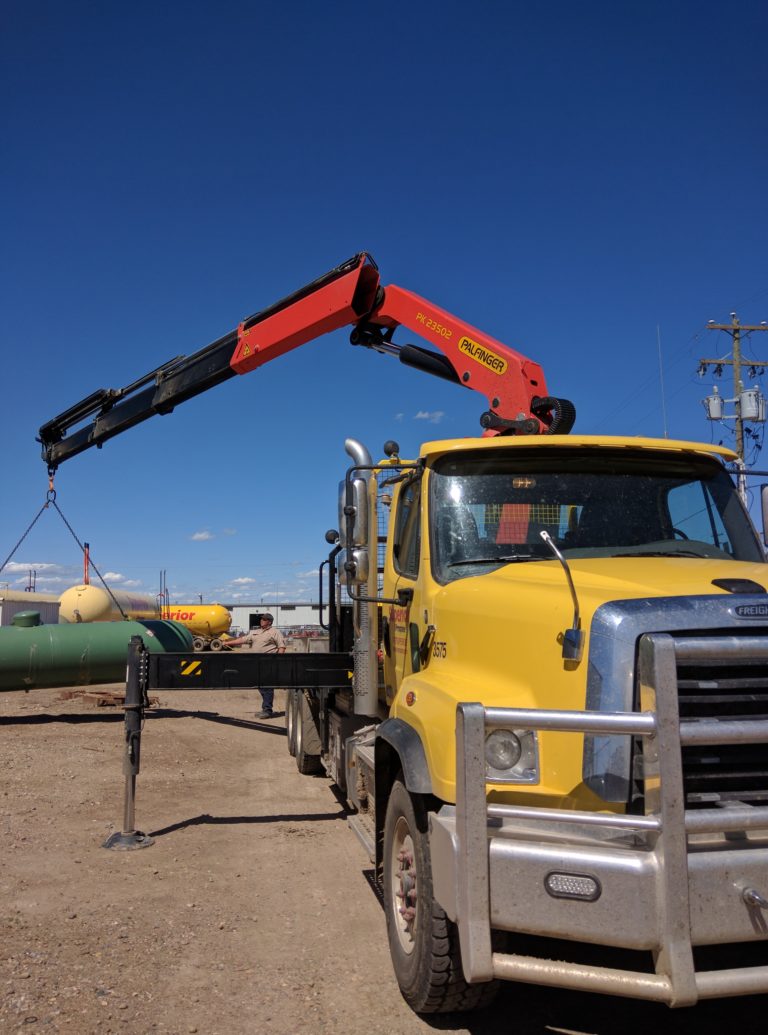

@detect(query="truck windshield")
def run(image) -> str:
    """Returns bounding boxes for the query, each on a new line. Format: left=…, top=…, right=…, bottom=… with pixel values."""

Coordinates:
left=430, top=449, right=764, bottom=582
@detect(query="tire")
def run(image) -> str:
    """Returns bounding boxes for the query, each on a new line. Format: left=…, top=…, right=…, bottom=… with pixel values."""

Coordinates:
left=295, top=690, right=322, bottom=775
left=285, top=690, right=297, bottom=757
left=209, top=638, right=223, bottom=652
left=383, top=779, right=499, bottom=1013
left=192, top=637, right=206, bottom=652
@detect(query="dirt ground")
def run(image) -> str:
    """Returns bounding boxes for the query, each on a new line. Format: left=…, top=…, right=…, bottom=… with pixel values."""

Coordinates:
left=1, top=685, right=764, bottom=1035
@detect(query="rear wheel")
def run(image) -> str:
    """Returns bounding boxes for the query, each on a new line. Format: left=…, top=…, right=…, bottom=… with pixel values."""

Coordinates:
left=209, top=637, right=223, bottom=651
left=192, top=636, right=206, bottom=651
left=295, top=691, right=322, bottom=775
left=383, top=779, right=498, bottom=1013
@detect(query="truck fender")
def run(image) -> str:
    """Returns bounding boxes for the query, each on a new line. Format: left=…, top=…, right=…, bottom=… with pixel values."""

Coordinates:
left=373, top=718, right=433, bottom=876
left=375, top=717, right=432, bottom=795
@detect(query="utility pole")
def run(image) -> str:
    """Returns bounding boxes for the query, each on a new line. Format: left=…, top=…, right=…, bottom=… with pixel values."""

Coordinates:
left=703, top=314, right=768, bottom=476
left=703, top=312, right=768, bottom=503
left=699, top=312, right=768, bottom=505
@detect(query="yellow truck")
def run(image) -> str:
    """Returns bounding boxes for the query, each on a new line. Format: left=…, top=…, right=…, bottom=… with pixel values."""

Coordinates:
left=281, top=432, right=768, bottom=1011
left=38, top=254, right=768, bottom=1013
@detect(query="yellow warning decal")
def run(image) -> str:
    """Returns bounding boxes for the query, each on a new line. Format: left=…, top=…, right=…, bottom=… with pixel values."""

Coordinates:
left=181, top=660, right=202, bottom=677
left=458, top=336, right=508, bottom=375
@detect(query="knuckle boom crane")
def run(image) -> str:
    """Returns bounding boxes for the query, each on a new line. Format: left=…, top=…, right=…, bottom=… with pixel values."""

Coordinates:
left=38, top=252, right=575, bottom=467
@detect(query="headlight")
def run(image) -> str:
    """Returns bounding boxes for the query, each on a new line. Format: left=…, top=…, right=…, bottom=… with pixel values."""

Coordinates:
left=485, top=730, right=522, bottom=770
left=484, top=728, right=539, bottom=783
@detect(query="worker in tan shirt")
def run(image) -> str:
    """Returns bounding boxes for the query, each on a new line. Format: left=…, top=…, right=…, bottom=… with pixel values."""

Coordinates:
left=226, top=612, right=286, bottom=718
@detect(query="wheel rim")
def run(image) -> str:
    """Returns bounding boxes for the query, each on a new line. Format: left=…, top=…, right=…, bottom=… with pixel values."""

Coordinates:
left=389, top=815, right=417, bottom=955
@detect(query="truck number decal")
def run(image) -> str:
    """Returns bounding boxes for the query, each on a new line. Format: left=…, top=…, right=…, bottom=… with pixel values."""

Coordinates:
left=432, top=640, right=447, bottom=659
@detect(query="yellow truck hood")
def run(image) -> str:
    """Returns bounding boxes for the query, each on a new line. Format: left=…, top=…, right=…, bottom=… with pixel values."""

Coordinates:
left=433, top=557, right=764, bottom=756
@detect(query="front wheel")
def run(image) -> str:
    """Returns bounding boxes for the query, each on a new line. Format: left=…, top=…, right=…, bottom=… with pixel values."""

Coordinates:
left=383, top=779, right=498, bottom=1013
left=295, top=691, right=322, bottom=775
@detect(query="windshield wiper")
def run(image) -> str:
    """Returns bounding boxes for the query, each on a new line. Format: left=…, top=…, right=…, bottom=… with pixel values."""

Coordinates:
left=613, top=549, right=706, bottom=558
left=448, top=554, right=544, bottom=567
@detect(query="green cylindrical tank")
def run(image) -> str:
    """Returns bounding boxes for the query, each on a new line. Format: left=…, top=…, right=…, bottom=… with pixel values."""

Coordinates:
left=0, top=611, right=193, bottom=692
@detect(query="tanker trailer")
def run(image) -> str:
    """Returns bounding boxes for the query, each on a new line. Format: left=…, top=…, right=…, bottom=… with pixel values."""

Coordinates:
left=0, top=610, right=193, bottom=691
left=160, top=604, right=232, bottom=650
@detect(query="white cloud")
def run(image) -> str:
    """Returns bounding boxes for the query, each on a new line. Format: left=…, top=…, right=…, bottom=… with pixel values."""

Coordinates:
left=122, top=580, right=142, bottom=588
left=394, top=412, right=404, bottom=422
left=231, top=577, right=256, bottom=585
left=103, top=572, right=125, bottom=582
left=414, top=410, right=445, bottom=424
left=190, top=530, right=214, bottom=541
left=2, top=561, right=62, bottom=573
left=296, top=569, right=319, bottom=578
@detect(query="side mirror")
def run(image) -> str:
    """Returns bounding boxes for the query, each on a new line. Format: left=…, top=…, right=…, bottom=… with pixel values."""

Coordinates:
left=338, top=547, right=369, bottom=586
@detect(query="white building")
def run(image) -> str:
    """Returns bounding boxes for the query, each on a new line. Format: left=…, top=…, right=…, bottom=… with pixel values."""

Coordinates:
left=227, top=601, right=326, bottom=636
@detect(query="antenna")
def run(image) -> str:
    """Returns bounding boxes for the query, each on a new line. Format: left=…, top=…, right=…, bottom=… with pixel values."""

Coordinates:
left=657, top=325, right=668, bottom=438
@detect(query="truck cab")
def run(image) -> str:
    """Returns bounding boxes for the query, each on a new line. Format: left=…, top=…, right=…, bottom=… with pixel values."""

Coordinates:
left=380, top=434, right=765, bottom=804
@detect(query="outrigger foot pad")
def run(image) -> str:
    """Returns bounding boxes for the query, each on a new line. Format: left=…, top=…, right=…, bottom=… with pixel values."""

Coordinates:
left=102, top=830, right=155, bottom=851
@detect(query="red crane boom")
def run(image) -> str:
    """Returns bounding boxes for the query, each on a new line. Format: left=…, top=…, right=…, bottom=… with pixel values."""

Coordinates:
left=39, top=252, right=574, bottom=467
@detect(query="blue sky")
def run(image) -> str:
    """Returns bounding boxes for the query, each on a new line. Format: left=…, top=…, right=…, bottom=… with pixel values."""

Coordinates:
left=2, top=0, right=767, bottom=605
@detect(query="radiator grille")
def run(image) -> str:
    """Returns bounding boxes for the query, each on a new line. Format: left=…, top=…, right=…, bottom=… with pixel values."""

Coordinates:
left=676, top=650, right=768, bottom=807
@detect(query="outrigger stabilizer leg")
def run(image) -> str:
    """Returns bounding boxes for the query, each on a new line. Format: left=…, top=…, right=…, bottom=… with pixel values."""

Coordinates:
left=103, top=635, right=155, bottom=850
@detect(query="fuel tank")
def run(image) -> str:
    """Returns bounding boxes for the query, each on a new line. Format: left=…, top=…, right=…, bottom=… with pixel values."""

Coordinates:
left=0, top=610, right=193, bottom=691
left=59, top=585, right=158, bottom=623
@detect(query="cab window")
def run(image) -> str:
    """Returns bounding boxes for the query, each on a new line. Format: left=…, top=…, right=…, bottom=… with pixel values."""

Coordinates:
left=393, top=476, right=421, bottom=579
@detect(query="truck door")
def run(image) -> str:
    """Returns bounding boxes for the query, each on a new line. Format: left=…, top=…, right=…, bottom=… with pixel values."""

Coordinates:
left=383, top=473, right=425, bottom=698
